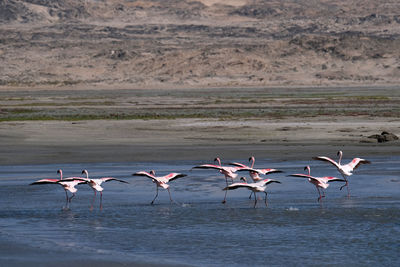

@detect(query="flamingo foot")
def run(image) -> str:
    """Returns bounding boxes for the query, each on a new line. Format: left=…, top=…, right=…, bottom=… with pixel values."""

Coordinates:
left=222, top=200, right=226, bottom=204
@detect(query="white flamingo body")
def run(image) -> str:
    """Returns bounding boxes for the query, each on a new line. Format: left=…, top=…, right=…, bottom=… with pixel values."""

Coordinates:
left=230, top=157, right=282, bottom=182
left=230, top=156, right=282, bottom=199
left=30, top=169, right=86, bottom=208
left=223, top=177, right=281, bottom=207
left=313, top=151, right=371, bottom=196
left=193, top=163, right=239, bottom=180
left=133, top=170, right=187, bottom=204
left=289, top=166, right=345, bottom=202
left=193, top=157, right=241, bottom=203
left=81, top=169, right=128, bottom=210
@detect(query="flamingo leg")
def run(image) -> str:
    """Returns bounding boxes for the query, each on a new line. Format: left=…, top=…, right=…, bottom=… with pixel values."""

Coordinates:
left=69, top=193, right=75, bottom=203
left=151, top=185, right=159, bottom=205
left=317, top=187, right=322, bottom=202
left=340, top=176, right=351, bottom=197
left=253, top=193, right=258, bottom=208
left=167, top=188, right=173, bottom=203
left=264, top=192, right=268, bottom=207
left=99, top=192, right=103, bottom=210
left=64, top=190, right=69, bottom=208
left=249, top=192, right=253, bottom=199
left=90, top=190, right=96, bottom=211
left=222, top=177, right=229, bottom=204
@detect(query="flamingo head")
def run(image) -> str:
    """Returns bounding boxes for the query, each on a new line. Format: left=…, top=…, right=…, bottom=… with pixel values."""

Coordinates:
left=57, top=169, right=63, bottom=179
left=149, top=170, right=156, bottom=176
left=214, top=157, right=221, bottom=166
left=81, top=169, right=89, bottom=179
left=240, top=177, right=247, bottom=183
left=304, top=166, right=311, bottom=176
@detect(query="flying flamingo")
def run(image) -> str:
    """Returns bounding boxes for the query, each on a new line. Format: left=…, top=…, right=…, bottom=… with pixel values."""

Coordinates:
left=223, top=177, right=281, bottom=208
left=313, top=151, right=371, bottom=196
left=30, top=169, right=86, bottom=209
left=230, top=156, right=282, bottom=199
left=289, top=166, right=346, bottom=202
left=81, top=170, right=128, bottom=210
left=192, top=157, right=241, bottom=203
left=132, top=170, right=187, bottom=205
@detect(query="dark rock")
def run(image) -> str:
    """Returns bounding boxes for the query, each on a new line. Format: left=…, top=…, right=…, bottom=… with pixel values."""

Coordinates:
left=368, top=131, right=399, bottom=142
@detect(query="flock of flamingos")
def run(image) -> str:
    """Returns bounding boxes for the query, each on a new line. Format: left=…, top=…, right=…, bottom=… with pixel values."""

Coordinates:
left=30, top=150, right=371, bottom=209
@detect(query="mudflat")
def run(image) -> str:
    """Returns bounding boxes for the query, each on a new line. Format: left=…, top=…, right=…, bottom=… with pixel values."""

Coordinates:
left=0, top=86, right=398, bottom=165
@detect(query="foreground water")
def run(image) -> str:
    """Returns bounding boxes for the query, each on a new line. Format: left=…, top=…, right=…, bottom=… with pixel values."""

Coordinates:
left=0, top=157, right=399, bottom=266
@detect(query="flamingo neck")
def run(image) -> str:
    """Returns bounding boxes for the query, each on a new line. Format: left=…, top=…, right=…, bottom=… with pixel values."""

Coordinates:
left=306, top=166, right=311, bottom=176
left=250, top=157, right=255, bottom=168
left=215, top=158, right=221, bottom=166
left=338, top=151, right=343, bottom=165
left=58, top=170, right=63, bottom=180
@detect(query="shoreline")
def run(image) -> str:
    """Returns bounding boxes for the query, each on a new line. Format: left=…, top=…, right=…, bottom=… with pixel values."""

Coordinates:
left=0, top=117, right=398, bottom=166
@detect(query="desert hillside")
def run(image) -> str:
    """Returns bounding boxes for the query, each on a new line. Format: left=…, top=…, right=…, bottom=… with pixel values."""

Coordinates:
left=1, top=0, right=400, bottom=88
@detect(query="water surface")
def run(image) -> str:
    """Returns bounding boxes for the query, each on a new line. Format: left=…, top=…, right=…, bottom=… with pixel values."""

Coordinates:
left=0, top=157, right=399, bottom=266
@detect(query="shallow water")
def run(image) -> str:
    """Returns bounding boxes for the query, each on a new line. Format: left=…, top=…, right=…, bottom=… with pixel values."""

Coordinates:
left=0, top=157, right=399, bottom=266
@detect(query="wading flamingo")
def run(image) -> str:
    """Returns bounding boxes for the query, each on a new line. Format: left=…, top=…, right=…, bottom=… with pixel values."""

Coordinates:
left=313, top=151, right=371, bottom=196
left=230, top=156, right=282, bottom=199
left=81, top=170, right=128, bottom=210
left=192, top=157, right=241, bottom=203
left=289, top=166, right=345, bottom=202
left=30, top=169, right=86, bottom=209
left=132, top=170, right=187, bottom=205
left=223, top=177, right=281, bottom=208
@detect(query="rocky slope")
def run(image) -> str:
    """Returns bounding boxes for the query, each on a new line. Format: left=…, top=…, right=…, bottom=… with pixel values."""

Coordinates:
left=1, top=0, right=400, bottom=88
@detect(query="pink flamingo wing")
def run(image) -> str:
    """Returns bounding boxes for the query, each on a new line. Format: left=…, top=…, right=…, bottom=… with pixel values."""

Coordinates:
left=262, top=179, right=281, bottom=185
left=289, top=173, right=313, bottom=179
left=259, top=168, right=283, bottom=175
left=224, top=183, right=252, bottom=190
left=348, top=158, right=371, bottom=170
left=192, top=164, right=223, bottom=170
left=229, top=162, right=248, bottom=168
left=325, top=176, right=346, bottom=182
left=101, top=177, right=129, bottom=184
left=30, top=178, right=59, bottom=185
left=133, top=171, right=156, bottom=179
left=313, top=156, right=340, bottom=168
left=164, top=173, right=187, bottom=182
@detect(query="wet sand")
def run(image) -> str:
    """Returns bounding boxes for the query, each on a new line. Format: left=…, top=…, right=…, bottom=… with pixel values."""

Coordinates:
left=0, top=116, right=398, bottom=165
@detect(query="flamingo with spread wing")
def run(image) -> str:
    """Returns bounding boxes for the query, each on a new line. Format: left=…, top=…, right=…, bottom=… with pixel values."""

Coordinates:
left=289, top=166, right=345, bottom=202
left=132, top=170, right=187, bottom=205
left=223, top=177, right=281, bottom=208
left=313, top=151, right=371, bottom=196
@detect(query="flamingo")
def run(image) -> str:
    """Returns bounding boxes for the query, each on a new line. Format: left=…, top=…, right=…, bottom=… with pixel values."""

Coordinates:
left=192, top=157, right=241, bottom=203
left=30, top=169, right=86, bottom=209
left=132, top=170, right=187, bottom=205
left=313, top=151, right=371, bottom=196
left=81, top=170, right=128, bottom=210
left=223, top=177, right=281, bottom=208
left=289, top=166, right=345, bottom=202
left=230, top=156, right=282, bottom=199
